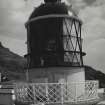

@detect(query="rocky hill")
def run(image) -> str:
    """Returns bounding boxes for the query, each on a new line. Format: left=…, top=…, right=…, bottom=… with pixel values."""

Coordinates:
left=85, top=66, right=105, bottom=88
left=0, top=42, right=27, bottom=81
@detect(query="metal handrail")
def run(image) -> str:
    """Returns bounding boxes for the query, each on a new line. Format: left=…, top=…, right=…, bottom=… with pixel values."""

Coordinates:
left=14, top=81, right=99, bottom=104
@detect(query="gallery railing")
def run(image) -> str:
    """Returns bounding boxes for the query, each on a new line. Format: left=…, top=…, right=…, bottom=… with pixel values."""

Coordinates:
left=14, top=81, right=99, bottom=104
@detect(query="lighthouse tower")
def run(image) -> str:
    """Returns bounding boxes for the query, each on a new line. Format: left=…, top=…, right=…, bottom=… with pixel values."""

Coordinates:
left=25, top=0, right=86, bottom=83
left=15, top=0, right=99, bottom=104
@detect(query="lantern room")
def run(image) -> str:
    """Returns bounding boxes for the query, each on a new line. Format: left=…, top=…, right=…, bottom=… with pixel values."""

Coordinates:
left=25, top=0, right=86, bottom=68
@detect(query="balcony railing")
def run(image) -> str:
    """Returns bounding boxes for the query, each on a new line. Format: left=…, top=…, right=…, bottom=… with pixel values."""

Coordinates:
left=14, top=81, right=99, bottom=104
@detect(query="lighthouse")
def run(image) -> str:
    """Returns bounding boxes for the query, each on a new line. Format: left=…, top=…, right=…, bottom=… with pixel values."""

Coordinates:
left=14, top=0, right=99, bottom=104
left=25, top=0, right=86, bottom=83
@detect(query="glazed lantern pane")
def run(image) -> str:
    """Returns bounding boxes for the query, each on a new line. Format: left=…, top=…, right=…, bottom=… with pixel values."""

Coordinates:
left=62, top=18, right=82, bottom=65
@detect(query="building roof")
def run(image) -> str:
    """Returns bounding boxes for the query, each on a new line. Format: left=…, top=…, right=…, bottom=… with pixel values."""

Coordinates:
left=29, top=2, right=77, bottom=19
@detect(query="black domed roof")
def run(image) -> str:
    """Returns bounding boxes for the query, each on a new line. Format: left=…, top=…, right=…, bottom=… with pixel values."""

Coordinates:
left=29, top=3, right=68, bottom=19
left=26, top=2, right=82, bottom=27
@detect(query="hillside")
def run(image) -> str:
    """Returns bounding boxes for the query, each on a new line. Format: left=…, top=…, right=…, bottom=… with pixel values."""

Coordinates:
left=85, top=66, right=105, bottom=88
left=0, top=42, right=27, bottom=81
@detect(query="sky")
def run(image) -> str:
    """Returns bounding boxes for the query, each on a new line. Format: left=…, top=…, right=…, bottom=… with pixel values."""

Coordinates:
left=0, top=0, right=105, bottom=73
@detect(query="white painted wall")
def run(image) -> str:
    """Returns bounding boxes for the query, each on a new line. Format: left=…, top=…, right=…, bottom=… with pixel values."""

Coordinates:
left=67, top=67, right=85, bottom=82
left=57, top=67, right=85, bottom=98
left=67, top=67, right=85, bottom=98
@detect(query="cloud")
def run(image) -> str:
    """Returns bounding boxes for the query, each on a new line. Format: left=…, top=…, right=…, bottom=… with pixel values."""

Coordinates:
left=84, top=0, right=96, bottom=5
left=0, top=0, right=35, bottom=55
left=67, top=0, right=87, bottom=13
left=0, top=35, right=27, bottom=56
left=0, top=0, right=44, bottom=55
left=93, top=0, right=105, bottom=6
left=77, top=0, right=105, bottom=72
left=84, top=39, right=105, bottom=72
left=0, top=0, right=25, bottom=39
